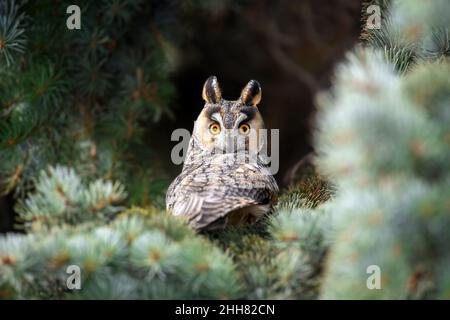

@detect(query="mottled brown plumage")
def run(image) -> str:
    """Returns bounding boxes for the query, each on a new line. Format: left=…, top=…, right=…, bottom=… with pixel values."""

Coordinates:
left=166, top=76, right=278, bottom=231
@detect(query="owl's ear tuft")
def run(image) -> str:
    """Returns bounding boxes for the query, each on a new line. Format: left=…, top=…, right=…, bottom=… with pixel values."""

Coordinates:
left=240, top=80, right=261, bottom=106
left=202, top=76, right=222, bottom=104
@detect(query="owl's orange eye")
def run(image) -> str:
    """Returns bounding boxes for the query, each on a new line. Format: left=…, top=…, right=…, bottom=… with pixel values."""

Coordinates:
left=209, top=123, right=221, bottom=135
left=239, top=123, right=250, bottom=135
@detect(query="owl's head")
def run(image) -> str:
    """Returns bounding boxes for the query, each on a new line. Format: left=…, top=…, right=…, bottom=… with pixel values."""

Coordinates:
left=193, top=76, right=266, bottom=154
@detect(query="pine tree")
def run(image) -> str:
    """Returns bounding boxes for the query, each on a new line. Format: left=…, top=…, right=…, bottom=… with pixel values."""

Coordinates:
left=0, top=0, right=175, bottom=205
left=1, top=0, right=449, bottom=300
left=316, top=0, right=450, bottom=299
left=0, top=167, right=240, bottom=299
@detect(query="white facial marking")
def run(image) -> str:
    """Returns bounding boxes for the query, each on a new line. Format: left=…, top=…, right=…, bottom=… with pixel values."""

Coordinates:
left=235, top=113, right=248, bottom=129
left=210, top=112, right=223, bottom=127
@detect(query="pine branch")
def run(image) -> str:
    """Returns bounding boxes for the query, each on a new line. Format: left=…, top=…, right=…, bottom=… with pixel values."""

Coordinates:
left=14, top=166, right=127, bottom=231
left=0, top=0, right=27, bottom=68
left=314, top=0, right=450, bottom=298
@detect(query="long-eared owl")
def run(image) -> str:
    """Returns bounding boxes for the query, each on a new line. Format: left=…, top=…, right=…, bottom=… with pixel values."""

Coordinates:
left=166, top=76, right=278, bottom=231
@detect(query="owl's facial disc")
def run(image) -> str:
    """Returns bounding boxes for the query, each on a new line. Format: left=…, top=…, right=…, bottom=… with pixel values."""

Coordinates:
left=194, top=77, right=266, bottom=155
left=203, top=110, right=263, bottom=154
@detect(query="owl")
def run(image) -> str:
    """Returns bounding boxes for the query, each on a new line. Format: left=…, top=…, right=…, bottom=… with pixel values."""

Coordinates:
left=166, top=76, right=278, bottom=231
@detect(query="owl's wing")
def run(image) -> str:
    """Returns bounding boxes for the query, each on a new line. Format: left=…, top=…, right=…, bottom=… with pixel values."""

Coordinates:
left=172, top=194, right=259, bottom=230
left=166, top=156, right=278, bottom=230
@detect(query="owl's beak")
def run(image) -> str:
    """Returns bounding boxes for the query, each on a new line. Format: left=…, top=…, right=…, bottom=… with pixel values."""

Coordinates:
left=224, top=131, right=237, bottom=153
left=223, top=129, right=249, bottom=154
